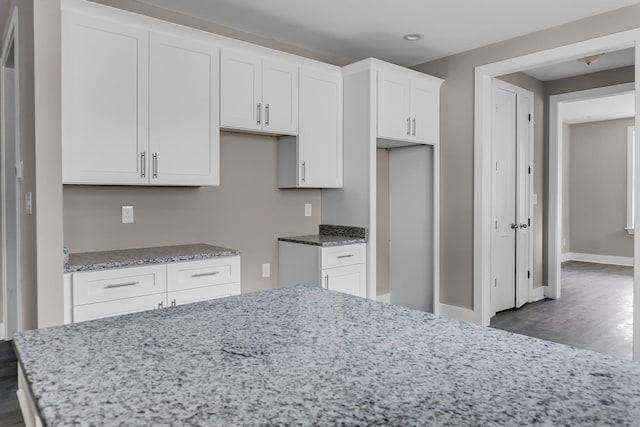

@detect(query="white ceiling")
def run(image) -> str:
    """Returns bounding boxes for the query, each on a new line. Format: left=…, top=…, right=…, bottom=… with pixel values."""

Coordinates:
left=562, top=92, right=635, bottom=125
left=524, top=48, right=635, bottom=81
left=136, top=0, right=640, bottom=66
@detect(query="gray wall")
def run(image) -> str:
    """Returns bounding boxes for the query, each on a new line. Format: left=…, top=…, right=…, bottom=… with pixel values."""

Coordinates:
left=376, top=149, right=390, bottom=296
left=64, top=133, right=322, bottom=294
left=413, top=4, right=640, bottom=309
left=496, top=72, right=545, bottom=287
left=568, top=118, right=634, bottom=258
left=562, top=124, right=571, bottom=254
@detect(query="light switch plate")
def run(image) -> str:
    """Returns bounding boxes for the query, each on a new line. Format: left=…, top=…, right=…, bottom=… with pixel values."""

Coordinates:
left=262, top=263, right=270, bottom=278
left=305, top=203, right=312, bottom=217
left=122, top=206, right=134, bottom=224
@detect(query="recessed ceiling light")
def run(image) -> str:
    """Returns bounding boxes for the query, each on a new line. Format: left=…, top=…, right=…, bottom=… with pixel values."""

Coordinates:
left=403, top=34, right=423, bottom=42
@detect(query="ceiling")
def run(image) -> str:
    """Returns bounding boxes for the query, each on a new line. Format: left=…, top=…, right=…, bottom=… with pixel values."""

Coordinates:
left=524, top=48, right=635, bottom=82
left=562, top=91, right=635, bottom=125
left=136, top=0, right=640, bottom=66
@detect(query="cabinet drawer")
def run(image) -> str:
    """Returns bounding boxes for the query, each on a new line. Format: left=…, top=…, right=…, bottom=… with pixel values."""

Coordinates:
left=321, top=244, right=366, bottom=269
left=72, top=265, right=167, bottom=306
left=168, top=282, right=241, bottom=307
left=73, top=294, right=166, bottom=323
left=167, top=257, right=241, bottom=292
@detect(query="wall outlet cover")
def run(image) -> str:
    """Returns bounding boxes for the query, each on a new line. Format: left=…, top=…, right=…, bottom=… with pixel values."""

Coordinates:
left=305, top=203, right=312, bottom=217
left=122, top=206, right=134, bottom=224
left=262, top=263, right=271, bottom=278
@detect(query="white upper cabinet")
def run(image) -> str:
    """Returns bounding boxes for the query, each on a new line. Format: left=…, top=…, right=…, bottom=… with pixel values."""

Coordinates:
left=221, top=49, right=298, bottom=135
left=62, top=13, right=149, bottom=185
left=149, top=33, right=219, bottom=186
left=377, top=70, right=441, bottom=145
left=62, top=7, right=220, bottom=186
left=297, top=67, right=343, bottom=188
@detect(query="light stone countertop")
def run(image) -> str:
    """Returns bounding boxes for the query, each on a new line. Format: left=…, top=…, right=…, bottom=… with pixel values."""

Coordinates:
left=278, top=234, right=366, bottom=247
left=13, top=286, right=640, bottom=426
left=64, top=243, right=240, bottom=273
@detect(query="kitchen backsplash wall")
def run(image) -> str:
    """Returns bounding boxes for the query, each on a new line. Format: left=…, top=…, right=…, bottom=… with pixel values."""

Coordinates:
left=63, top=133, right=322, bottom=293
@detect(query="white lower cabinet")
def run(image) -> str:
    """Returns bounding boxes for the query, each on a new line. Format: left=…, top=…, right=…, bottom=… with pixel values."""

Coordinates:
left=279, top=241, right=367, bottom=298
left=65, top=256, right=241, bottom=323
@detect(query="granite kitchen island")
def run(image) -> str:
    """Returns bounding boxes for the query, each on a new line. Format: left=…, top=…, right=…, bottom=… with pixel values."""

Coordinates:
left=13, top=286, right=640, bottom=426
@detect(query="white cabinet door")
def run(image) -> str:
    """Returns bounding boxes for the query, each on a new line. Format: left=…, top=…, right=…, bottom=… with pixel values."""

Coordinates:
left=262, top=61, right=298, bottom=135
left=73, top=294, right=166, bottom=323
left=168, top=282, right=241, bottom=307
left=298, top=67, right=343, bottom=188
left=377, top=71, right=411, bottom=142
left=220, top=50, right=262, bottom=131
left=149, top=33, right=220, bottom=186
left=62, top=13, right=148, bottom=185
left=322, top=263, right=366, bottom=298
left=410, top=78, right=439, bottom=144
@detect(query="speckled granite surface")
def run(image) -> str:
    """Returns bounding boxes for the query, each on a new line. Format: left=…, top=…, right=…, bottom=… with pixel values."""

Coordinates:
left=13, top=286, right=640, bottom=426
left=279, top=224, right=367, bottom=247
left=65, top=244, right=240, bottom=273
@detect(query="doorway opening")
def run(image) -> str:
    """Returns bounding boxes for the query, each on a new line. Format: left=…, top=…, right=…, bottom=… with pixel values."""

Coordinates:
left=1, top=8, right=21, bottom=340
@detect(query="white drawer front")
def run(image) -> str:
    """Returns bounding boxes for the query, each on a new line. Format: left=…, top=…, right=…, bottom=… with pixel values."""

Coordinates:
left=73, top=294, right=166, bottom=323
left=168, top=282, right=241, bottom=307
left=72, top=265, right=167, bottom=306
left=321, top=243, right=366, bottom=269
left=167, top=257, right=241, bottom=292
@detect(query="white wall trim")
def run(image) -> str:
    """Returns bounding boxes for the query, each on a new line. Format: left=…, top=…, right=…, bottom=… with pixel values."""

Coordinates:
left=439, top=303, right=477, bottom=323
left=562, top=252, right=634, bottom=267
left=473, top=27, right=640, bottom=361
left=0, top=322, right=4, bottom=341
left=530, top=286, right=545, bottom=302
left=376, top=293, right=390, bottom=304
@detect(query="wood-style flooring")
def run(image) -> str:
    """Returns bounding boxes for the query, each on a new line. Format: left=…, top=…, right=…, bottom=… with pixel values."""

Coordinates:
left=0, top=340, right=23, bottom=427
left=491, top=261, right=633, bottom=360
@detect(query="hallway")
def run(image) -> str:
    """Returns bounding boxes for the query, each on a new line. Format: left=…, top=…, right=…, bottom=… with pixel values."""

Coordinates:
left=491, top=261, right=633, bottom=360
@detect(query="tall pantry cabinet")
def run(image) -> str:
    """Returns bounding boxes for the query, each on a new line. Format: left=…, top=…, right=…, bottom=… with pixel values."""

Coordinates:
left=322, top=59, right=443, bottom=313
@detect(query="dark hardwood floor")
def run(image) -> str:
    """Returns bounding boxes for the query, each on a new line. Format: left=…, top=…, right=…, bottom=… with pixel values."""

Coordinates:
left=0, top=340, right=23, bottom=426
left=491, top=261, right=633, bottom=360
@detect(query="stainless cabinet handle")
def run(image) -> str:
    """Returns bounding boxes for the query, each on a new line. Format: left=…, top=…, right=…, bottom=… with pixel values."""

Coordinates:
left=157, top=301, right=164, bottom=309
left=192, top=271, right=220, bottom=278
left=105, top=281, right=140, bottom=289
left=257, top=102, right=262, bottom=124
left=407, top=117, right=411, bottom=135
left=510, top=223, right=519, bottom=229
left=520, top=224, right=528, bottom=229
left=140, top=152, right=146, bottom=178
left=152, top=153, right=158, bottom=179
left=265, top=104, right=270, bottom=126
left=324, top=275, right=329, bottom=289
left=171, top=299, right=176, bottom=307
left=337, top=254, right=355, bottom=259
left=301, top=162, right=306, bottom=182
left=412, top=118, right=416, bottom=136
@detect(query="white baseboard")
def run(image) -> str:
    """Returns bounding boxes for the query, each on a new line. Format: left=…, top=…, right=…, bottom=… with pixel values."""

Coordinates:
left=530, top=286, right=545, bottom=302
left=439, top=303, right=478, bottom=323
left=562, top=252, right=633, bottom=267
left=0, top=322, right=4, bottom=341
left=376, top=293, right=390, bottom=304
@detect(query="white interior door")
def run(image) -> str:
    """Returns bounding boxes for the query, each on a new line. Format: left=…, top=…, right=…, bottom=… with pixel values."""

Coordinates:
left=491, top=86, right=517, bottom=314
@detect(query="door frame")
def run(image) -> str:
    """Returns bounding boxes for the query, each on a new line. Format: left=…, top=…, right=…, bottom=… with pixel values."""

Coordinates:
left=1, top=6, right=21, bottom=340
left=548, top=82, right=635, bottom=299
left=490, top=78, right=535, bottom=316
left=473, top=28, right=640, bottom=361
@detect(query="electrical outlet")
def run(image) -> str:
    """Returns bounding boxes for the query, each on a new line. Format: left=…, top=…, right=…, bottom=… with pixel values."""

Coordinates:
left=122, top=206, right=134, bottom=224
left=262, top=263, right=271, bottom=278
left=305, top=203, right=312, bottom=217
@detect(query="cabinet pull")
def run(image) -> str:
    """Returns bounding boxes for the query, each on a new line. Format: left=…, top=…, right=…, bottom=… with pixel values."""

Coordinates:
left=140, top=152, right=146, bottom=178
left=265, top=104, right=270, bottom=126
left=407, top=117, right=411, bottom=135
left=157, top=301, right=164, bottom=309
left=152, top=153, right=158, bottom=179
left=412, top=118, right=416, bottom=136
left=301, top=162, right=306, bottom=182
left=105, top=281, right=140, bottom=289
left=171, top=299, right=176, bottom=307
left=257, top=103, right=262, bottom=124
left=192, top=271, right=220, bottom=278
left=324, top=275, right=329, bottom=289
left=337, top=254, right=355, bottom=259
